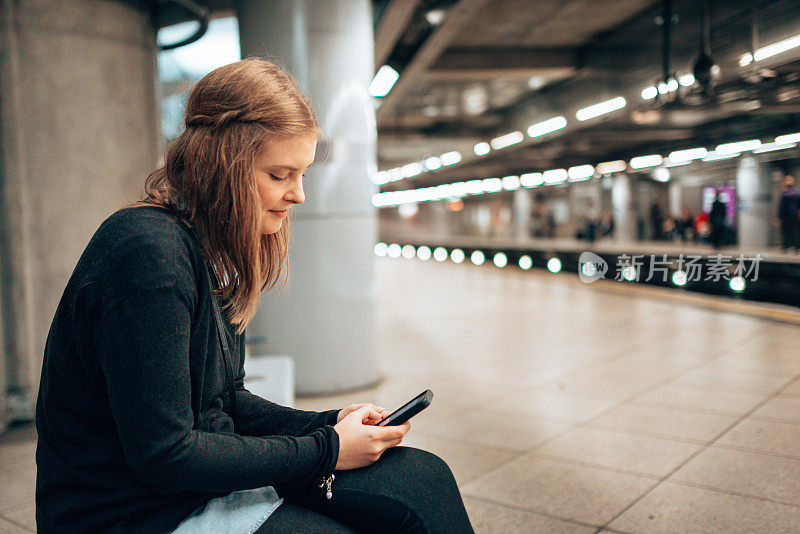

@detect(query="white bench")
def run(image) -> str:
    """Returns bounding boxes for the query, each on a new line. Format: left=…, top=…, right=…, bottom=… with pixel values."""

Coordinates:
left=243, top=355, right=295, bottom=408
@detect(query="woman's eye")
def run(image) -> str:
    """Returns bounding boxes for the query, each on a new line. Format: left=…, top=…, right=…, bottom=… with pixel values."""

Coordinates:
left=269, top=173, right=288, bottom=181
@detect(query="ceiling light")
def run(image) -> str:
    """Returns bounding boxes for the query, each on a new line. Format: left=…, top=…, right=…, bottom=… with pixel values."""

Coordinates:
left=715, top=139, right=761, bottom=154
left=416, top=246, right=432, bottom=261
left=703, top=151, right=740, bottom=162
left=775, top=132, right=800, bottom=144
left=518, top=255, right=533, bottom=270
left=425, top=9, right=446, bottom=26
left=678, top=73, right=695, bottom=86
left=666, top=79, right=679, bottom=92
left=568, top=165, right=595, bottom=181
left=440, top=151, right=462, bottom=166
left=374, top=242, right=388, bottom=257
left=372, top=171, right=390, bottom=185
left=482, top=178, right=503, bottom=192
left=641, top=86, right=658, bottom=99
left=520, top=172, right=544, bottom=187
left=465, top=180, right=483, bottom=194
left=543, top=168, right=568, bottom=184
left=653, top=167, right=670, bottom=182
left=493, top=252, right=508, bottom=268
left=629, top=154, right=663, bottom=169
left=369, top=65, right=399, bottom=97
left=433, top=247, right=448, bottom=262
left=729, top=276, right=745, bottom=292
left=490, top=131, right=524, bottom=150
left=668, top=147, right=707, bottom=162
left=387, top=243, right=401, bottom=258
left=576, top=96, right=626, bottom=121
left=547, top=257, right=562, bottom=273
left=401, top=162, right=423, bottom=178
left=596, top=160, right=627, bottom=174
left=424, top=156, right=442, bottom=171
left=502, top=175, right=521, bottom=190
left=753, top=142, right=797, bottom=153
left=527, top=116, right=567, bottom=137
left=658, top=82, right=669, bottom=94
left=474, top=142, right=490, bottom=156
left=450, top=248, right=465, bottom=264
left=742, top=33, right=800, bottom=66
left=470, top=250, right=485, bottom=266
left=450, top=181, right=468, bottom=196
left=401, top=245, right=416, bottom=259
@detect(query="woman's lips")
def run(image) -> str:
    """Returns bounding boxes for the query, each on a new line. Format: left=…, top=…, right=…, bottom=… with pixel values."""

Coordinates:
left=270, top=210, right=288, bottom=218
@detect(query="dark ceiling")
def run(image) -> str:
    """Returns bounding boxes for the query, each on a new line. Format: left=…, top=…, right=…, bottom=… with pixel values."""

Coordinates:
left=371, top=0, right=800, bottom=190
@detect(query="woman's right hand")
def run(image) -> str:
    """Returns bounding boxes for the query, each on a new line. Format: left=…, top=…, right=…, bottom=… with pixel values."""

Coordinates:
left=333, top=405, right=410, bottom=470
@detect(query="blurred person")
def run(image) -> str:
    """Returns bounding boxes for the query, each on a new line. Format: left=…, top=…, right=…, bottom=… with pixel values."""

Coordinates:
left=776, top=175, right=800, bottom=252
left=529, top=198, right=545, bottom=237
left=694, top=210, right=710, bottom=244
left=35, top=59, right=473, bottom=534
left=649, top=202, right=664, bottom=240
left=676, top=207, right=695, bottom=242
left=599, top=209, right=615, bottom=238
left=662, top=216, right=676, bottom=241
left=709, top=191, right=727, bottom=249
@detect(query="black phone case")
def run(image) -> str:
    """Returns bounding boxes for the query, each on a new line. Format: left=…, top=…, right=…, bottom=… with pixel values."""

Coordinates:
left=377, top=390, right=434, bottom=426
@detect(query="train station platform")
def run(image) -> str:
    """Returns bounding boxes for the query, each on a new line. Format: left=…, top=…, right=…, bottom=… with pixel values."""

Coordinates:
left=2, top=257, right=799, bottom=532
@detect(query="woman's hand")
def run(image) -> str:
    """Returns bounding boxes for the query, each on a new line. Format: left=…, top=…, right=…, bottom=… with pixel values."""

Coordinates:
left=337, top=403, right=385, bottom=425
left=333, top=405, right=410, bottom=470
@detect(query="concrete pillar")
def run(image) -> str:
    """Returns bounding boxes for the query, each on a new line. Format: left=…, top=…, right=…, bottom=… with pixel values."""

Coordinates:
left=237, top=0, right=379, bottom=394
left=512, top=187, right=531, bottom=240
left=0, top=0, right=159, bottom=416
left=612, top=173, right=637, bottom=242
left=736, top=155, right=772, bottom=249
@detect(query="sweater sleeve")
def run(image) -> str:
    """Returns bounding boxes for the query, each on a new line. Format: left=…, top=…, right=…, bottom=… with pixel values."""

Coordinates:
left=233, top=336, right=341, bottom=437
left=94, top=266, right=338, bottom=495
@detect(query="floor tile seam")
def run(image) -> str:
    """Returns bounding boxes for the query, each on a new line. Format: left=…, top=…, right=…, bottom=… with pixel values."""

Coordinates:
left=0, top=513, right=32, bottom=532
left=711, top=443, right=800, bottom=462
left=662, top=381, right=787, bottom=396
left=748, top=414, right=800, bottom=426
left=459, top=493, right=603, bottom=531
left=524, top=450, right=673, bottom=481
left=596, top=370, right=800, bottom=529
left=576, top=422, right=710, bottom=445
left=419, top=431, right=534, bottom=457
left=655, top=478, right=800, bottom=510
left=426, top=419, right=580, bottom=457
left=629, top=399, right=760, bottom=418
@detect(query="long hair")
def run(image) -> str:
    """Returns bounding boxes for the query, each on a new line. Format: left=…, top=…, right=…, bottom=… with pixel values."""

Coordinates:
left=133, top=58, right=318, bottom=333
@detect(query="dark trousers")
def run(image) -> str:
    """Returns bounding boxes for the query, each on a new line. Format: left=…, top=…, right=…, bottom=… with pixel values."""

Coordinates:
left=258, top=447, right=474, bottom=533
left=781, top=218, right=799, bottom=250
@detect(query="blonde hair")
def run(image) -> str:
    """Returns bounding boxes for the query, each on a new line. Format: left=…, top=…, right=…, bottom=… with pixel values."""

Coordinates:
left=133, top=58, right=318, bottom=333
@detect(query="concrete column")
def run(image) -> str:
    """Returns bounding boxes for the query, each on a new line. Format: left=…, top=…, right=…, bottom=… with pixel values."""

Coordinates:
left=736, top=155, right=772, bottom=249
left=237, top=0, right=379, bottom=394
left=0, top=0, right=159, bottom=416
left=512, top=187, right=531, bottom=240
left=612, top=173, right=637, bottom=242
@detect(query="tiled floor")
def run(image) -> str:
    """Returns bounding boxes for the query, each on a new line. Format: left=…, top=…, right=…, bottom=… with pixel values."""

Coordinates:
left=2, top=257, right=799, bottom=533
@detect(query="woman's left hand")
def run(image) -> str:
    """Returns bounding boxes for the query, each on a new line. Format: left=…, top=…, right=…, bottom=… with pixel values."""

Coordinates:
left=337, top=403, right=385, bottom=425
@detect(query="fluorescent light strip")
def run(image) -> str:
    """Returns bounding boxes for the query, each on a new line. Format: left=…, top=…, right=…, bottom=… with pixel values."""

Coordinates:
left=715, top=139, right=761, bottom=155
left=752, top=142, right=797, bottom=153
left=568, top=165, right=594, bottom=181
left=596, top=160, right=627, bottom=174
left=474, top=142, right=490, bottom=156
left=520, top=172, right=543, bottom=187
left=490, top=131, right=524, bottom=150
left=543, top=168, right=568, bottom=184
left=740, top=33, right=800, bottom=66
left=369, top=65, right=399, bottom=97
left=527, top=116, right=567, bottom=137
left=630, top=154, right=663, bottom=169
left=576, top=96, right=626, bottom=121
left=668, top=147, right=707, bottom=162
left=775, top=132, right=800, bottom=144
left=501, top=175, right=521, bottom=190
left=440, top=151, right=462, bottom=166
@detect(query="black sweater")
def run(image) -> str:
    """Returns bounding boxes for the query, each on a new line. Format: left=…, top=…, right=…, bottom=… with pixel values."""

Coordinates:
left=35, top=206, right=340, bottom=533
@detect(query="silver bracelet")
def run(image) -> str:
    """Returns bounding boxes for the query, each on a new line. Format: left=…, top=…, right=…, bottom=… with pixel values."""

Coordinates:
left=318, top=473, right=335, bottom=500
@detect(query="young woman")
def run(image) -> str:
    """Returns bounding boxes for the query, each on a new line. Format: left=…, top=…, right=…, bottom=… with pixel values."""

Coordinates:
left=35, top=59, right=474, bottom=533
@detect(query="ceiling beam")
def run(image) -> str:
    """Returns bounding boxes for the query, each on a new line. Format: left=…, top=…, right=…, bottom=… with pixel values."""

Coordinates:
left=376, top=0, right=492, bottom=121
left=374, top=0, right=421, bottom=70
left=428, top=47, right=579, bottom=80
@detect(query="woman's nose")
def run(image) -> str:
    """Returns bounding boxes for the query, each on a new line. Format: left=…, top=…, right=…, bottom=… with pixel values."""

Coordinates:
left=287, top=176, right=305, bottom=205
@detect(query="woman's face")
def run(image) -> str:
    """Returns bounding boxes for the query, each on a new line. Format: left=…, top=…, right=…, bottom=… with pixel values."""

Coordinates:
left=253, top=134, right=316, bottom=234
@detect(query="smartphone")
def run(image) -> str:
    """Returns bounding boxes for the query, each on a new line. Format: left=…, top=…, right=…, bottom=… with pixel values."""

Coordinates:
left=377, top=390, right=434, bottom=426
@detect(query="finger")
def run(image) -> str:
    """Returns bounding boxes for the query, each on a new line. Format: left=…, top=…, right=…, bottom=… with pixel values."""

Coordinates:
left=351, top=404, right=382, bottom=423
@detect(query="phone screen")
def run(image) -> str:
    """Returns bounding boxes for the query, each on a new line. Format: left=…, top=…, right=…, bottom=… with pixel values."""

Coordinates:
left=377, top=390, right=434, bottom=426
